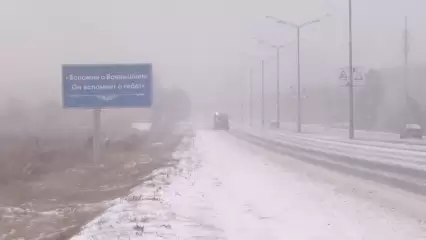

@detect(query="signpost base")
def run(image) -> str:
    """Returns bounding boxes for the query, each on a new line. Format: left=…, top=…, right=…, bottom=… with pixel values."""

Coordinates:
left=93, top=109, right=101, bottom=163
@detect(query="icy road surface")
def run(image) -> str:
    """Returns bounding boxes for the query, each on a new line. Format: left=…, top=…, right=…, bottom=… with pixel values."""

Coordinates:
left=72, top=131, right=425, bottom=239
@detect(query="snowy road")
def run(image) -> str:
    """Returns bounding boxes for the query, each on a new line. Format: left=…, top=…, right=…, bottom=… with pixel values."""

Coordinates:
left=73, top=131, right=426, bottom=239
left=232, top=128, right=426, bottom=196
left=278, top=123, right=426, bottom=147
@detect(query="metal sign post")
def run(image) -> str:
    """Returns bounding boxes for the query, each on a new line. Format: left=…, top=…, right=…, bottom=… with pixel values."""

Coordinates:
left=93, top=108, right=101, bottom=163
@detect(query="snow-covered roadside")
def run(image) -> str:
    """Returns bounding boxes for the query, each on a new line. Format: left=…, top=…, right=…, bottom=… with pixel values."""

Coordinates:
left=72, top=131, right=424, bottom=239
left=70, top=136, right=196, bottom=239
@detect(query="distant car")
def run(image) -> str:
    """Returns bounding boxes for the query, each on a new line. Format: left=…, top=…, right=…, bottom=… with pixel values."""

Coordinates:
left=213, top=112, right=229, bottom=131
left=400, top=124, right=423, bottom=139
left=270, top=120, right=280, bottom=129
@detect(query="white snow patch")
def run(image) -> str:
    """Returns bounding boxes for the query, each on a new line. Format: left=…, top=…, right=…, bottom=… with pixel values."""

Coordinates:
left=132, top=122, right=152, bottom=131
left=72, top=131, right=425, bottom=240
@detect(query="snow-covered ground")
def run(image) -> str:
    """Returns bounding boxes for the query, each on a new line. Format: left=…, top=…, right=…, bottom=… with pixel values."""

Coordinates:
left=72, top=131, right=426, bottom=239
left=132, top=122, right=152, bottom=131
left=278, top=122, right=426, bottom=146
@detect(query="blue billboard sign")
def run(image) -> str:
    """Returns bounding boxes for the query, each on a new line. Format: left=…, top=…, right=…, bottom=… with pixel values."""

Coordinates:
left=62, top=64, right=152, bottom=108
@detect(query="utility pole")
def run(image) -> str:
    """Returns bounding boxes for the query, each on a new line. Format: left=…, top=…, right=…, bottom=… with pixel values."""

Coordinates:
left=348, top=0, right=355, bottom=139
left=261, top=60, right=265, bottom=127
left=250, top=68, right=253, bottom=126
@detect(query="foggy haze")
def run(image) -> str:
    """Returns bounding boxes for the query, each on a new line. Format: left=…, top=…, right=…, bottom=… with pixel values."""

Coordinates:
left=3, top=1, right=426, bottom=238
left=1, top=0, right=426, bottom=116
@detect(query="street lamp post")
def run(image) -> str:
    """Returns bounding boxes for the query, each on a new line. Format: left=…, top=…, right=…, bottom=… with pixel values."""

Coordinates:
left=266, top=15, right=325, bottom=133
left=261, top=59, right=265, bottom=127
left=240, top=71, right=245, bottom=123
left=249, top=68, right=253, bottom=126
left=255, top=38, right=287, bottom=128
left=276, top=47, right=280, bottom=128
left=403, top=16, right=410, bottom=126
left=297, top=27, right=301, bottom=133
left=241, top=89, right=244, bottom=123
left=239, top=53, right=257, bottom=126
left=348, top=0, right=354, bottom=139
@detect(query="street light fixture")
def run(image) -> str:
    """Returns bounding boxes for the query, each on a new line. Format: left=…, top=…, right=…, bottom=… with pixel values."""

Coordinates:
left=253, top=37, right=288, bottom=129
left=266, top=15, right=328, bottom=133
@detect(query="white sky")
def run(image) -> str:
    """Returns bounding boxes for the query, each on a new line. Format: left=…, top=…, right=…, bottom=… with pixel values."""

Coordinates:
left=0, top=0, right=426, bottom=109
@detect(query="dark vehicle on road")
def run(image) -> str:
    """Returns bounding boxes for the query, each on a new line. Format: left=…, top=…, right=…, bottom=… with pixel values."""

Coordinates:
left=400, top=124, right=423, bottom=139
left=213, top=112, right=229, bottom=131
left=270, top=120, right=280, bottom=129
